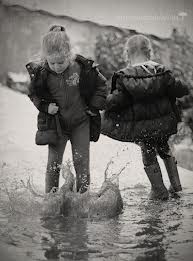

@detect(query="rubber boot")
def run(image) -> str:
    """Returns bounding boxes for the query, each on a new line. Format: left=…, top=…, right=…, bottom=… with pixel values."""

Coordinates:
left=144, top=163, right=169, bottom=200
left=163, top=156, right=182, bottom=192
left=45, top=171, right=60, bottom=193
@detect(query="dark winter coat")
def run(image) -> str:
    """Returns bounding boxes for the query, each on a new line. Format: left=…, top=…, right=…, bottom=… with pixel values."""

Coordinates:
left=26, top=55, right=107, bottom=142
left=101, top=61, right=189, bottom=142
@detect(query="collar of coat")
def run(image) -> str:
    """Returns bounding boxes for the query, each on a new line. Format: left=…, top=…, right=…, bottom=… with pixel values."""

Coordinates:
left=26, top=54, right=102, bottom=106
left=26, top=54, right=96, bottom=80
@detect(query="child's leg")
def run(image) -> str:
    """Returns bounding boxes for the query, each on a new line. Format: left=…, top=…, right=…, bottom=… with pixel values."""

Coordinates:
left=140, top=140, right=157, bottom=167
left=156, top=139, right=182, bottom=192
left=155, top=139, right=171, bottom=159
left=139, top=141, right=168, bottom=200
left=70, top=119, right=90, bottom=193
left=46, top=137, right=68, bottom=193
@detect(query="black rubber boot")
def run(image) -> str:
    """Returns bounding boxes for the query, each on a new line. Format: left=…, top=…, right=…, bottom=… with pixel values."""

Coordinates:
left=163, top=157, right=182, bottom=192
left=144, top=163, right=169, bottom=200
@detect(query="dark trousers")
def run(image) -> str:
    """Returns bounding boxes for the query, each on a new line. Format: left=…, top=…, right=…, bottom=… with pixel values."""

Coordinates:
left=46, top=119, right=90, bottom=193
left=138, top=138, right=171, bottom=167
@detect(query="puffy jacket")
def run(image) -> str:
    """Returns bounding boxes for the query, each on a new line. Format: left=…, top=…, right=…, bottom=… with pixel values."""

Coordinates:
left=26, top=54, right=107, bottom=142
left=101, top=61, right=189, bottom=142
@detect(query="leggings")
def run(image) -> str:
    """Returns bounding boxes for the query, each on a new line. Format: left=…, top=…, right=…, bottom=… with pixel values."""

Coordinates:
left=46, top=118, right=90, bottom=193
left=138, top=138, right=171, bottom=167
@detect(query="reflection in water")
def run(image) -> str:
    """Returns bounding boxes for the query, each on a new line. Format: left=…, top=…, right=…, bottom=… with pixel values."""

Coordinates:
left=41, top=217, right=89, bottom=261
left=41, top=216, right=123, bottom=260
left=135, top=207, right=167, bottom=261
left=87, top=218, right=122, bottom=259
left=134, top=200, right=182, bottom=261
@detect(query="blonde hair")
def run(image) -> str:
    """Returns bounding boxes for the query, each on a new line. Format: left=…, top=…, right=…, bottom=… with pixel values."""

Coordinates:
left=41, top=25, right=72, bottom=58
left=125, top=34, right=153, bottom=60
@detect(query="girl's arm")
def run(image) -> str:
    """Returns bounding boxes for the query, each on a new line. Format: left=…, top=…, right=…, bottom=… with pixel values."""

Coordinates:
left=89, top=70, right=107, bottom=111
left=167, top=72, right=189, bottom=98
left=26, top=62, right=50, bottom=113
left=106, top=77, right=131, bottom=111
left=28, top=84, right=50, bottom=113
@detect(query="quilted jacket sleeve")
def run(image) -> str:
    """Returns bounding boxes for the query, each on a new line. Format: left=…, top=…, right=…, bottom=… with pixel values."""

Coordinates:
left=166, top=72, right=189, bottom=98
left=106, top=78, right=131, bottom=110
left=90, top=69, right=107, bottom=110
left=26, top=62, right=50, bottom=113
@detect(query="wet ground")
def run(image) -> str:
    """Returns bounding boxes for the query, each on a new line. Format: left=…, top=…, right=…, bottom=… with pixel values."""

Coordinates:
left=0, top=86, right=193, bottom=261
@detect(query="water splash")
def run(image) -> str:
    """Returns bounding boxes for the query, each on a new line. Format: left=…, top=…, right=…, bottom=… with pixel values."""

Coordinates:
left=0, top=161, right=43, bottom=217
left=0, top=148, right=132, bottom=221
left=104, top=146, right=130, bottom=187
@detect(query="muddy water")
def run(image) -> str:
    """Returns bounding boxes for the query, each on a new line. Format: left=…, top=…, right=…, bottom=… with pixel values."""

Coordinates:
left=0, top=86, right=193, bottom=261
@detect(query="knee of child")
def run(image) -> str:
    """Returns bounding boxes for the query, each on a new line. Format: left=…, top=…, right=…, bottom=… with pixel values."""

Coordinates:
left=157, top=147, right=172, bottom=159
left=73, top=153, right=85, bottom=166
left=73, top=149, right=88, bottom=162
left=47, top=161, right=61, bottom=172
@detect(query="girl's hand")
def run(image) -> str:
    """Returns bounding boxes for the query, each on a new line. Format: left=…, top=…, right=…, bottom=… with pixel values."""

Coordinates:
left=48, top=103, right=59, bottom=115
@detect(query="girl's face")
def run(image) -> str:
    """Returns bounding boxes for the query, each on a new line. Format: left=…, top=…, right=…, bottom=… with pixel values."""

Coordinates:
left=46, top=53, right=71, bottom=74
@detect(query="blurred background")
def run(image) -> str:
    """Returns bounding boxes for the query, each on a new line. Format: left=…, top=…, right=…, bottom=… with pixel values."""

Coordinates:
left=1, top=0, right=193, bottom=77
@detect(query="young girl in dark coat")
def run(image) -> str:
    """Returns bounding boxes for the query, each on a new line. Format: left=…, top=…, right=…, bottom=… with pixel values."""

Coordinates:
left=26, top=25, right=107, bottom=194
left=102, top=34, right=189, bottom=200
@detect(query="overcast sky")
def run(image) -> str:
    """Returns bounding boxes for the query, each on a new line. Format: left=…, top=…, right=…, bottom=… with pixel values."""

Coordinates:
left=3, top=0, right=193, bottom=39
